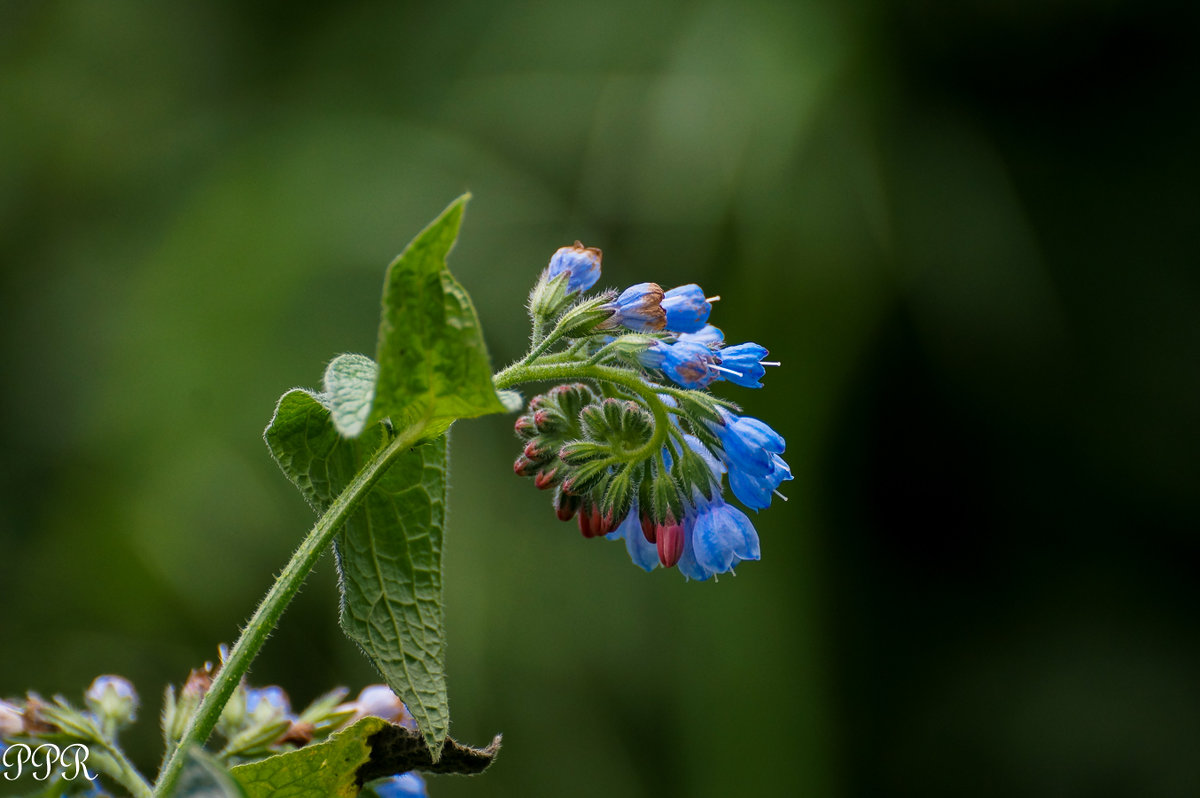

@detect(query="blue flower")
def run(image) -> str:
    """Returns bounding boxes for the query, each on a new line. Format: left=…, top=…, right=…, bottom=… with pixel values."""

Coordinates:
left=728, top=454, right=792, bottom=510
left=373, top=772, right=428, bottom=798
left=546, top=241, right=602, bottom=294
left=605, top=501, right=659, bottom=572
left=710, top=410, right=791, bottom=510
left=602, top=282, right=666, bottom=332
left=245, top=686, right=292, bottom=721
left=690, top=496, right=761, bottom=574
left=661, top=340, right=719, bottom=389
left=661, top=284, right=714, bottom=333
left=715, top=343, right=771, bottom=389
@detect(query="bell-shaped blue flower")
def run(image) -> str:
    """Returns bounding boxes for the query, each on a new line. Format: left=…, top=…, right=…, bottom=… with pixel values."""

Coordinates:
left=661, top=284, right=713, bottom=333
left=728, top=454, right=792, bottom=511
left=373, top=772, right=428, bottom=798
left=605, top=502, right=660, bottom=572
left=691, top=496, right=761, bottom=575
left=716, top=342, right=771, bottom=389
left=546, top=241, right=602, bottom=294
left=710, top=410, right=791, bottom=509
left=661, top=340, right=719, bottom=389
left=602, top=282, right=666, bottom=332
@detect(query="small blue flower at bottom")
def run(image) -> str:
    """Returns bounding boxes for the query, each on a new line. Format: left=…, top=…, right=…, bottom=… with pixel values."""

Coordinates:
left=373, top=772, right=428, bottom=798
left=675, top=494, right=761, bottom=581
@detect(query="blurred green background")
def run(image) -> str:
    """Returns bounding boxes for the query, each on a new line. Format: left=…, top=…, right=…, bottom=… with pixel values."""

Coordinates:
left=2, top=1, right=1199, bottom=796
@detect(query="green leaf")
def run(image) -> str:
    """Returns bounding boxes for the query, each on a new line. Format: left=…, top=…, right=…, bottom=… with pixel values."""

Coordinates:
left=369, top=193, right=506, bottom=433
left=264, top=390, right=450, bottom=757
left=173, top=747, right=249, bottom=798
left=229, top=718, right=500, bottom=798
left=229, top=718, right=383, bottom=798
left=323, top=354, right=379, bottom=438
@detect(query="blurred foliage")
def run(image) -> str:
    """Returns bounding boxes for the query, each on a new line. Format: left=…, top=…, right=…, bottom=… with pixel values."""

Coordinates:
left=2, top=1, right=1198, bottom=796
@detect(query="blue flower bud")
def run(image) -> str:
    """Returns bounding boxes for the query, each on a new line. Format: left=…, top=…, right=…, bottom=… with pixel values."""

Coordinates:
left=599, top=282, right=666, bottom=332
left=373, top=771, right=428, bottom=798
left=661, top=284, right=714, bottom=333
left=350, top=685, right=415, bottom=730
left=546, top=241, right=602, bottom=294
left=245, top=686, right=292, bottom=722
left=85, top=675, right=139, bottom=727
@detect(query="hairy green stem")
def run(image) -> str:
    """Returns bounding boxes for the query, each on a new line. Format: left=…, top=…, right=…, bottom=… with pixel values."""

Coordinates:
left=152, top=417, right=430, bottom=798
left=94, top=738, right=154, bottom=798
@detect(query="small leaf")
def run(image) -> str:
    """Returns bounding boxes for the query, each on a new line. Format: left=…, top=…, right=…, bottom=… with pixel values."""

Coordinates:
left=369, top=194, right=506, bottom=433
left=230, top=717, right=384, bottom=798
left=174, top=747, right=249, bottom=798
left=323, top=354, right=379, bottom=438
left=265, top=390, right=450, bottom=757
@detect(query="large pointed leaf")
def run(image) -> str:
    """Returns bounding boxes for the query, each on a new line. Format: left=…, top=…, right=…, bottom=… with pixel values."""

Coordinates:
left=265, top=390, right=449, bottom=756
left=369, top=193, right=505, bottom=434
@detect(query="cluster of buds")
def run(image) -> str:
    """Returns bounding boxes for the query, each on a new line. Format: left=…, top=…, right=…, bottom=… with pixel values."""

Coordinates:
left=510, top=243, right=791, bottom=581
left=1, top=671, right=431, bottom=797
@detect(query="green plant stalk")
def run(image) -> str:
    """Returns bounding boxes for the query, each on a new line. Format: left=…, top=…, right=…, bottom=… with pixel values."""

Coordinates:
left=152, top=416, right=431, bottom=798
left=90, top=737, right=154, bottom=798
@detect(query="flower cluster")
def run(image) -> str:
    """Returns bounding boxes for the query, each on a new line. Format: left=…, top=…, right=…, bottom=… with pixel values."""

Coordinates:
left=510, top=244, right=790, bottom=580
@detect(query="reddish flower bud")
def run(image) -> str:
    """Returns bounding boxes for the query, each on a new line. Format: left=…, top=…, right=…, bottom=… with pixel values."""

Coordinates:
left=534, top=466, right=559, bottom=490
left=555, top=490, right=581, bottom=522
left=656, top=516, right=684, bottom=567
left=514, top=415, right=535, bottom=438
left=523, top=440, right=546, bottom=461
left=513, top=455, right=537, bottom=477
left=640, top=511, right=657, bottom=544
left=578, top=505, right=596, bottom=538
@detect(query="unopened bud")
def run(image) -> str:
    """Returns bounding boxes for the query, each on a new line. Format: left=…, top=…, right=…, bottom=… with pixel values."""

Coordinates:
left=656, top=516, right=685, bottom=567
left=0, top=700, right=23, bottom=737
left=85, top=675, right=138, bottom=728
left=534, top=466, right=560, bottom=490
left=513, top=455, right=537, bottom=477
left=555, top=489, right=581, bottom=521
left=514, top=414, right=536, bottom=439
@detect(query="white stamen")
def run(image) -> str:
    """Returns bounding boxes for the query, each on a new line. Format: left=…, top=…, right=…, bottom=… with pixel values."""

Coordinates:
left=708, top=364, right=744, bottom=377
left=705, top=295, right=721, bottom=304
left=772, top=489, right=789, bottom=502
left=760, top=361, right=781, bottom=367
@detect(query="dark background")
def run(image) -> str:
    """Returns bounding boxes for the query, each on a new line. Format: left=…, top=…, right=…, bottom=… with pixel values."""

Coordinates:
left=2, top=2, right=1198, bottom=796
